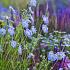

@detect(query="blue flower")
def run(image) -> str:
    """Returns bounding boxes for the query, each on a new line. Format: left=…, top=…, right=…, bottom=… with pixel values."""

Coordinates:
left=48, top=51, right=58, bottom=61
left=11, top=40, right=17, bottom=48
left=24, top=28, right=33, bottom=38
left=42, top=15, right=49, bottom=24
left=0, top=28, right=6, bottom=36
left=56, top=52, right=66, bottom=60
left=42, top=24, right=48, bottom=33
left=31, top=26, right=37, bottom=34
left=18, top=45, right=22, bottom=55
left=22, top=19, right=30, bottom=28
left=8, top=26, right=15, bottom=36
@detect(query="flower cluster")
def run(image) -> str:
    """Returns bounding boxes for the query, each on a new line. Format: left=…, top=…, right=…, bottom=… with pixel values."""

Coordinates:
left=48, top=51, right=66, bottom=61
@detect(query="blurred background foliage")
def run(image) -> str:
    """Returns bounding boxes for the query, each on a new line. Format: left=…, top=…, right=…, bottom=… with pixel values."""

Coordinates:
left=0, top=0, right=29, bottom=9
left=0, top=0, right=69, bottom=9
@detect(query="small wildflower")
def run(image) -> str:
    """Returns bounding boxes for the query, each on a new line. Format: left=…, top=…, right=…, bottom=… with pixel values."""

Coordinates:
left=48, top=51, right=58, bottom=61
left=42, top=15, right=49, bottom=24
left=56, top=52, right=66, bottom=60
left=42, top=24, right=48, bottom=33
left=8, top=26, right=15, bottom=36
left=0, top=28, right=6, bottom=36
left=22, top=19, right=30, bottom=28
left=24, top=29, right=32, bottom=38
left=11, top=40, right=17, bottom=48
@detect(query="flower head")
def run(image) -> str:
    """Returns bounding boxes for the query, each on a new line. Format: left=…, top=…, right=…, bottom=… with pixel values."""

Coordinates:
left=24, top=29, right=33, bottom=38
left=42, top=24, right=48, bottom=33
left=42, top=15, right=49, bottom=24
left=48, top=51, right=58, bottom=61
left=8, top=26, right=15, bottom=36
left=22, top=19, right=30, bottom=28
left=11, top=40, right=17, bottom=48
left=0, top=28, right=6, bottom=36
left=56, top=52, right=66, bottom=60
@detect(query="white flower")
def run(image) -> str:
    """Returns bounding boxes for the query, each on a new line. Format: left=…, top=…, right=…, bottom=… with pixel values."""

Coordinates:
left=22, top=19, right=30, bottom=28
left=42, top=24, right=48, bottom=33
left=11, top=40, right=17, bottom=48
left=29, top=0, right=37, bottom=7
left=31, top=26, right=37, bottom=34
left=24, top=29, right=33, bottom=38
left=0, top=28, right=6, bottom=36
left=56, top=52, right=66, bottom=60
left=8, top=26, right=15, bottom=36
left=42, top=15, right=49, bottom=24
left=18, top=45, right=22, bottom=55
